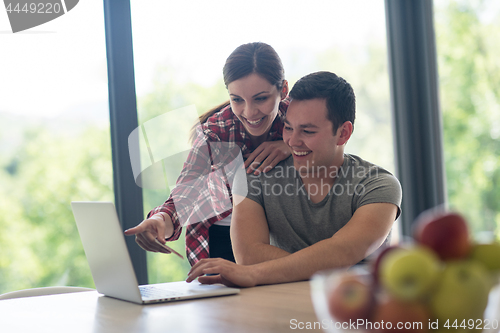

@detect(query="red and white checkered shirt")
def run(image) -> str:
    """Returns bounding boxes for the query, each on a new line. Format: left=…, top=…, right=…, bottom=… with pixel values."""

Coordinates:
left=148, top=99, right=289, bottom=266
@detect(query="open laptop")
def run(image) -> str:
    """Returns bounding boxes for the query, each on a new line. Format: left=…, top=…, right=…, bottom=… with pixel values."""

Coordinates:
left=71, top=201, right=240, bottom=304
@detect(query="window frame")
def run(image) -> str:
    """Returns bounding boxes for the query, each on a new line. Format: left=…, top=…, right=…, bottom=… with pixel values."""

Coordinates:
left=103, top=0, right=147, bottom=284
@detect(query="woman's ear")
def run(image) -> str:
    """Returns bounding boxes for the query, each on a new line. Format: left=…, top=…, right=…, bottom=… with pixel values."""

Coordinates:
left=337, top=121, right=353, bottom=146
left=281, top=80, right=289, bottom=99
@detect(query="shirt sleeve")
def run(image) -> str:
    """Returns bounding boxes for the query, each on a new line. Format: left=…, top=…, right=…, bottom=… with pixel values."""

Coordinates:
left=354, top=171, right=402, bottom=220
left=147, top=125, right=222, bottom=239
left=148, top=125, right=242, bottom=240
left=233, top=172, right=263, bottom=206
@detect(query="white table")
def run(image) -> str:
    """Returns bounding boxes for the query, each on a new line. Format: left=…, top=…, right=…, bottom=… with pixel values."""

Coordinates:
left=0, top=281, right=323, bottom=333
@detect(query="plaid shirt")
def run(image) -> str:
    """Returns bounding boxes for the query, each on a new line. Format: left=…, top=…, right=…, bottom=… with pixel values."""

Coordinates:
left=148, top=99, right=289, bottom=266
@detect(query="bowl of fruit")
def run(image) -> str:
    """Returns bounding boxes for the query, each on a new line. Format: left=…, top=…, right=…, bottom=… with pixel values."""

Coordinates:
left=311, top=208, right=500, bottom=333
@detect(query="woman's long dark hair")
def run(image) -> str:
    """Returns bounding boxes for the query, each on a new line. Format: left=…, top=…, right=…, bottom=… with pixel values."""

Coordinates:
left=196, top=42, right=285, bottom=126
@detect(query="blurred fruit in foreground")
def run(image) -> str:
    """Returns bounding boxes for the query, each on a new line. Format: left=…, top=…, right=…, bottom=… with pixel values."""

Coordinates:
left=370, top=296, right=430, bottom=333
left=470, top=242, right=500, bottom=272
left=430, top=260, right=490, bottom=325
left=321, top=208, right=498, bottom=329
left=328, top=274, right=375, bottom=322
left=379, top=246, right=440, bottom=301
left=413, top=210, right=471, bottom=260
left=371, top=245, right=400, bottom=285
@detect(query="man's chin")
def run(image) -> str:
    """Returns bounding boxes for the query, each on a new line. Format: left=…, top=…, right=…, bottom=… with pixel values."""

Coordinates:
left=293, top=160, right=311, bottom=176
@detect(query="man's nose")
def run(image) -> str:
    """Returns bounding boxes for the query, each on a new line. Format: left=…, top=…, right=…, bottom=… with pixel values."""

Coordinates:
left=286, top=131, right=301, bottom=147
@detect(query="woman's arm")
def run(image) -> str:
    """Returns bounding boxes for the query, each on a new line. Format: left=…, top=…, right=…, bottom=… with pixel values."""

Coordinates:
left=125, top=125, right=220, bottom=250
left=244, top=140, right=291, bottom=175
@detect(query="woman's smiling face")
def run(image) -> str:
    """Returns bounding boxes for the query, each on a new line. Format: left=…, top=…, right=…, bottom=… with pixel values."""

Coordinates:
left=228, top=73, right=286, bottom=142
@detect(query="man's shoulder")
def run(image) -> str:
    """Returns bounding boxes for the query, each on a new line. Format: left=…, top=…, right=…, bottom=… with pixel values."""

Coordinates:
left=343, top=154, right=395, bottom=180
left=260, top=155, right=295, bottom=179
left=343, top=154, right=402, bottom=218
left=245, top=156, right=295, bottom=187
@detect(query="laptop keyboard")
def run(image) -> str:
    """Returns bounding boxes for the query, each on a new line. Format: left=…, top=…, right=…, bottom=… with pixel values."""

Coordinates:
left=139, top=285, right=184, bottom=299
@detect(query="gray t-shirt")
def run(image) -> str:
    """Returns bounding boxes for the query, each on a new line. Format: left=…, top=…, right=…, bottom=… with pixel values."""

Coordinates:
left=239, top=154, right=402, bottom=255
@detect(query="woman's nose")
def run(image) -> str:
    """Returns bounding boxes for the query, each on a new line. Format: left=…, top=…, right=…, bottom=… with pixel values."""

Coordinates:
left=243, top=103, right=259, bottom=119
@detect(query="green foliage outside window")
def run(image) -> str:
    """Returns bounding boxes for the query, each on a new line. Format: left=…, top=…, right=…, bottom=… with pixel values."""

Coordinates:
left=0, top=121, right=113, bottom=293
left=435, top=0, right=500, bottom=239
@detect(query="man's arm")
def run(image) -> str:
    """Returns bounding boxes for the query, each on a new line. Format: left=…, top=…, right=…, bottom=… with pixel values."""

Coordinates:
left=230, top=195, right=290, bottom=265
left=251, top=202, right=397, bottom=284
left=187, top=202, right=398, bottom=287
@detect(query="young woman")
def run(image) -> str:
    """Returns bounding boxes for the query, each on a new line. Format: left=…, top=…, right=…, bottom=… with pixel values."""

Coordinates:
left=125, top=42, right=290, bottom=266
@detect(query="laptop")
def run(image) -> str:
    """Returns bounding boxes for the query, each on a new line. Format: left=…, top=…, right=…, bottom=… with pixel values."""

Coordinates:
left=71, top=201, right=240, bottom=304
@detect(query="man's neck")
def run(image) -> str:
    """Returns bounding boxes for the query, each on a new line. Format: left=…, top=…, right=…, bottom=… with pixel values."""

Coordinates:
left=298, top=155, right=345, bottom=204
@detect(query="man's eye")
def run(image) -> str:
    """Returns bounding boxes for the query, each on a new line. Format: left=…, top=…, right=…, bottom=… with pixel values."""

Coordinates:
left=304, top=130, right=316, bottom=134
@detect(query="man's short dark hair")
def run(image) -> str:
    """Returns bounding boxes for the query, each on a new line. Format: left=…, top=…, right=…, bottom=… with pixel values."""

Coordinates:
left=289, top=71, right=355, bottom=134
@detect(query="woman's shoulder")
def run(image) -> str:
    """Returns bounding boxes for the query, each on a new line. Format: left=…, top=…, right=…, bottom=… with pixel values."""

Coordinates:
left=201, top=104, right=242, bottom=138
left=206, top=104, right=236, bottom=124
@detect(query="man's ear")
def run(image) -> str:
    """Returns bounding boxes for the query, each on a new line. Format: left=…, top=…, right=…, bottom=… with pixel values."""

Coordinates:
left=337, top=121, right=353, bottom=146
left=280, top=80, right=289, bottom=99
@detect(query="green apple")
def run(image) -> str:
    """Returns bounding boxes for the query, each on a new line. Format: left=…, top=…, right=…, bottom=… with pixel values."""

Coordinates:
left=430, top=260, right=490, bottom=324
left=379, top=246, right=441, bottom=301
left=470, top=243, right=500, bottom=271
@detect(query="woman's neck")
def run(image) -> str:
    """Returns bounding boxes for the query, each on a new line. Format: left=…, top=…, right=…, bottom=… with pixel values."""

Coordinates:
left=249, top=132, right=269, bottom=148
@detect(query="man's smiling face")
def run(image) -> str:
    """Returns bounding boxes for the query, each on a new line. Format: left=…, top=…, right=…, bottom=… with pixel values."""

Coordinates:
left=283, top=98, right=351, bottom=178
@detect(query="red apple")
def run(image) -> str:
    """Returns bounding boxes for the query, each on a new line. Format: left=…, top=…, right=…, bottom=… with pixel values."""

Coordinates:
left=370, top=297, right=430, bottom=333
left=328, top=274, right=375, bottom=322
left=413, top=209, right=471, bottom=260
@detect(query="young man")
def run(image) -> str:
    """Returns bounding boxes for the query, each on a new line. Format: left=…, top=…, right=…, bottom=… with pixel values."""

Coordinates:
left=186, top=71, right=402, bottom=287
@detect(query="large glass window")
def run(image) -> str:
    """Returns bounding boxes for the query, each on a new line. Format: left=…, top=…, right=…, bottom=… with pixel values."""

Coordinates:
left=0, top=2, right=111, bottom=293
left=130, top=0, right=395, bottom=282
left=435, top=0, right=500, bottom=241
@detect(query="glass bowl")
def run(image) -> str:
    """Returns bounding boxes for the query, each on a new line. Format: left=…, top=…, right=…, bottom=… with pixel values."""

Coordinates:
left=310, top=266, right=500, bottom=333
left=310, top=266, right=372, bottom=333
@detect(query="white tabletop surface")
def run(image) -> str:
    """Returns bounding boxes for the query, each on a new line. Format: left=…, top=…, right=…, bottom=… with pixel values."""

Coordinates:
left=0, top=281, right=322, bottom=333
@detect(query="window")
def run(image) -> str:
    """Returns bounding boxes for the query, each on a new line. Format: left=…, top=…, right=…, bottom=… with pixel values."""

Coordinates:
left=0, top=2, right=111, bottom=292
left=435, top=0, right=500, bottom=241
left=130, top=0, right=395, bottom=282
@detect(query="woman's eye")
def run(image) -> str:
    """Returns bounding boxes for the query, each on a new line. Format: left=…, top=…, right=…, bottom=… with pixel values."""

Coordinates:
left=284, top=126, right=292, bottom=131
left=232, top=98, right=243, bottom=103
left=255, top=96, right=268, bottom=101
